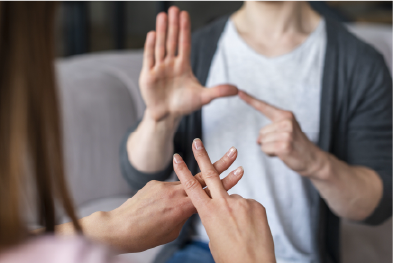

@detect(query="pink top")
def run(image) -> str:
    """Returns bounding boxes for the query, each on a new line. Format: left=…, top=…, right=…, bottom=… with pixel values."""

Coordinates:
left=0, top=236, right=128, bottom=263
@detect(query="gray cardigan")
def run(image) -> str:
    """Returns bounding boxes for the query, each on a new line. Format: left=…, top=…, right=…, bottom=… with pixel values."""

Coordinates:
left=120, top=16, right=392, bottom=263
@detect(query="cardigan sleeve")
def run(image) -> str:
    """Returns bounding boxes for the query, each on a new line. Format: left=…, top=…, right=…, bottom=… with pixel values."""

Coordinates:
left=346, top=51, right=392, bottom=225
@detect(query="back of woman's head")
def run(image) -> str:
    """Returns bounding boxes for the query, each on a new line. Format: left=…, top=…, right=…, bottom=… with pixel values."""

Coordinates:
left=0, top=2, right=81, bottom=250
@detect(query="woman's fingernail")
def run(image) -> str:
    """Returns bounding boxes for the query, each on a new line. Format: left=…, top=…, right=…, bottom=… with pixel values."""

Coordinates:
left=226, top=147, right=237, bottom=158
left=193, top=138, right=203, bottom=150
left=234, top=166, right=243, bottom=176
left=173, top=154, right=183, bottom=164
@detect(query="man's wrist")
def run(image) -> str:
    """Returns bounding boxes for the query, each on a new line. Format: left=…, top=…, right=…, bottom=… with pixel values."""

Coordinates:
left=302, top=147, right=333, bottom=181
left=143, top=109, right=181, bottom=133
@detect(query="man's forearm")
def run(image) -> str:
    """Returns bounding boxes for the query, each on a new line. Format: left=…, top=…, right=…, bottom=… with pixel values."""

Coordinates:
left=127, top=110, right=180, bottom=173
left=308, top=149, right=383, bottom=221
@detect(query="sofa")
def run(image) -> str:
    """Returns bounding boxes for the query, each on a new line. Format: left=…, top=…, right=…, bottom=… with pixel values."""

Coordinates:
left=56, top=23, right=392, bottom=263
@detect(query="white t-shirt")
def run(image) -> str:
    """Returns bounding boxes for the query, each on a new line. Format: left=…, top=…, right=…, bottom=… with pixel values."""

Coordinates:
left=197, top=19, right=326, bottom=263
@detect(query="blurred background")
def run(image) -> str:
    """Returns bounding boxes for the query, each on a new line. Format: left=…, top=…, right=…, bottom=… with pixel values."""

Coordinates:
left=57, top=1, right=393, bottom=56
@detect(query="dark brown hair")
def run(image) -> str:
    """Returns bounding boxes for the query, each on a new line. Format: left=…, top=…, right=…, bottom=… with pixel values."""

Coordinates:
left=0, top=2, right=81, bottom=249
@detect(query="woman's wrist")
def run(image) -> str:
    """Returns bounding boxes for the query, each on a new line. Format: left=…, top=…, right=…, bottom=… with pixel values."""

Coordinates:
left=80, top=211, right=110, bottom=237
left=56, top=211, right=110, bottom=239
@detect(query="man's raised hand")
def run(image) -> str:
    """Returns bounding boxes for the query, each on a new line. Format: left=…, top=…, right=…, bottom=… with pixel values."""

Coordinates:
left=139, top=7, right=238, bottom=122
left=173, top=139, right=276, bottom=263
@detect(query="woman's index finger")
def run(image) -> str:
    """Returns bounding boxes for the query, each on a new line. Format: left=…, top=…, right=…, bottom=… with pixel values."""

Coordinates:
left=173, top=154, right=210, bottom=210
left=192, top=139, right=229, bottom=199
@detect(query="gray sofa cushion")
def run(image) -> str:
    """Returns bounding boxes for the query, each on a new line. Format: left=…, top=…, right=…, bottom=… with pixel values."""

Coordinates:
left=56, top=51, right=145, bottom=208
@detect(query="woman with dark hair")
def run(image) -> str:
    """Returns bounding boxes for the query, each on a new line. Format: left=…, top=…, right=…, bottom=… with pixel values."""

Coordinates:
left=0, top=2, right=276, bottom=263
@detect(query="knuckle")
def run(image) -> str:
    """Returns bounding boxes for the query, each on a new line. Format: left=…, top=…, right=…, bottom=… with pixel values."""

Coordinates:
left=283, top=132, right=293, bottom=141
left=183, top=178, right=199, bottom=190
left=255, top=202, right=266, bottom=214
left=248, top=198, right=265, bottom=210
left=220, top=156, right=229, bottom=167
left=239, top=198, right=248, bottom=206
left=195, top=172, right=203, bottom=182
left=282, top=111, right=294, bottom=119
left=236, top=198, right=250, bottom=211
left=282, top=120, right=294, bottom=132
left=280, top=141, right=292, bottom=153
left=204, top=169, right=219, bottom=179
left=165, top=187, right=181, bottom=197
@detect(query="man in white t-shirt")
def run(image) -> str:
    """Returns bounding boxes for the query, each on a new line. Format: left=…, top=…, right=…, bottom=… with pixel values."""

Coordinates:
left=194, top=14, right=326, bottom=263
left=121, top=2, right=391, bottom=263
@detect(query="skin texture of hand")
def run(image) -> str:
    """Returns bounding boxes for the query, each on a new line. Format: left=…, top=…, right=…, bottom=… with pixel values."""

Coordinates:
left=139, top=6, right=238, bottom=121
left=173, top=138, right=276, bottom=263
left=55, top=146, right=244, bottom=253
left=238, top=90, right=324, bottom=178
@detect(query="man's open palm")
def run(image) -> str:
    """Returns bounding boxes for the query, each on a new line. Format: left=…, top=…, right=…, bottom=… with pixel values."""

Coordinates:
left=139, top=7, right=238, bottom=121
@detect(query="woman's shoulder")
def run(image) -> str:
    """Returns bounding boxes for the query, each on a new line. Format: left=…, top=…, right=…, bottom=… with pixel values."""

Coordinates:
left=0, top=236, right=126, bottom=263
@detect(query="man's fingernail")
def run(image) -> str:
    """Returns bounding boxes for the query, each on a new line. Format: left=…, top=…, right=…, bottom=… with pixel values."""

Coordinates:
left=173, top=154, right=183, bottom=164
left=226, top=147, right=237, bottom=158
left=193, top=138, right=203, bottom=150
left=234, top=166, right=243, bottom=176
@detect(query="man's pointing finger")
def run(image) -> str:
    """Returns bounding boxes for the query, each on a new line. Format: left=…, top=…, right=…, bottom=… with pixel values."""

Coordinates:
left=238, top=90, right=282, bottom=121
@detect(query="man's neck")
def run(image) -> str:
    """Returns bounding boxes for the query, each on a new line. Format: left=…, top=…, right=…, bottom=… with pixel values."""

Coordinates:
left=231, top=1, right=321, bottom=57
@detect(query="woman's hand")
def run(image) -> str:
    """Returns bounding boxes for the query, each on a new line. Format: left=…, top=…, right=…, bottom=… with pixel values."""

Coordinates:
left=173, top=138, right=276, bottom=263
left=56, top=146, right=243, bottom=253
left=139, top=6, right=238, bottom=122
